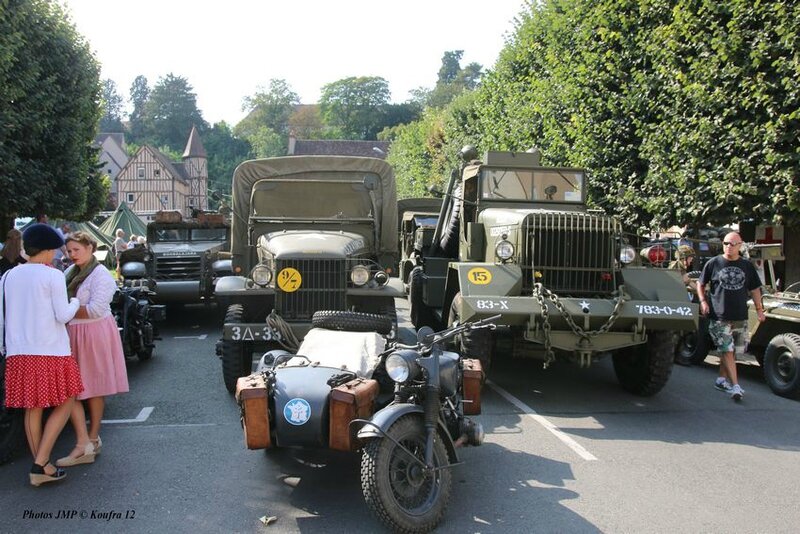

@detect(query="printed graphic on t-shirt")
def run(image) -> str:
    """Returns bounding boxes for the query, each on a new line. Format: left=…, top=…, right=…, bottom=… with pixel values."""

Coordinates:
left=718, top=266, right=746, bottom=291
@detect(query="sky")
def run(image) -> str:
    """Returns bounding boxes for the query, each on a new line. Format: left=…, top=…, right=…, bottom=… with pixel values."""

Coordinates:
left=59, top=0, right=529, bottom=126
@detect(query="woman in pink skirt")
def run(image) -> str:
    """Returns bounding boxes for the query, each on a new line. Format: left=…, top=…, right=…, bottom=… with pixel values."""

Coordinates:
left=1, top=223, right=82, bottom=486
left=56, top=232, right=128, bottom=467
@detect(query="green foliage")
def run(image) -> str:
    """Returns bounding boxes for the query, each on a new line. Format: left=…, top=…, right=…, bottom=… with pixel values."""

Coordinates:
left=99, top=79, right=125, bottom=133
left=128, top=75, right=149, bottom=141
left=204, top=121, right=251, bottom=196
left=0, top=0, right=103, bottom=222
left=319, top=76, right=392, bottom=139
left=142, top=73, right=207, bottom=152
left=248, top=126, right=286, bottom=158
left=236, top=79, right=299, bottom=141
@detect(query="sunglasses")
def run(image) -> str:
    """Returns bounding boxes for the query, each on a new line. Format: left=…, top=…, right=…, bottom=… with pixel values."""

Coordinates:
left=722, top=241, right=741, bottom=246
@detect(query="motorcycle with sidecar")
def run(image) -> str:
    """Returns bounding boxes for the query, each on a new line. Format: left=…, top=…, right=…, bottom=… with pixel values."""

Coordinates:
left=112, top=282, right=166, bottom=361
left=235, top=311, right=498, bottom=533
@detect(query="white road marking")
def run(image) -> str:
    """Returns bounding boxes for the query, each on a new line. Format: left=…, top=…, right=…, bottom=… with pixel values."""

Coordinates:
left=487, top=380, right=598, bottom=461
left=174, top=334, right=208, bottom=340
left=102, top=406, right=154, bottom=424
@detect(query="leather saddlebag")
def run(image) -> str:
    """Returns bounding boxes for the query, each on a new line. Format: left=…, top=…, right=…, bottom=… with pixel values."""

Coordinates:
left=329, top=378, right=379, bottom=451
left=462, top=359, right=484, bottom=415
left=235, top=373, right=271, bottom=449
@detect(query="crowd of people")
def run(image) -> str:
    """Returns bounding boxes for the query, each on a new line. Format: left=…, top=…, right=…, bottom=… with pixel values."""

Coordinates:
left=0, top=222, right=128, bottom=486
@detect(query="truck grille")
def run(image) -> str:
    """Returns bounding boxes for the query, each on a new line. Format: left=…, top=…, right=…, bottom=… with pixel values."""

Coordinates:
left=276, top=259, right=346, bottom=320
left=155, top=254, right=202, bottom=280
left=522, top=212, right=619, bottom=296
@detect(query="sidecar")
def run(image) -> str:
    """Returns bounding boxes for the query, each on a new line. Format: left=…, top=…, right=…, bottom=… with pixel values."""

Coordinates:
left=234, top=325, right=485, bottom=453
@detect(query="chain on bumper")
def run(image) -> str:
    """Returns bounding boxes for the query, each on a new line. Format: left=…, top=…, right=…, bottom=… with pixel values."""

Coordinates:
left=532, top=283, right=628, bottom=369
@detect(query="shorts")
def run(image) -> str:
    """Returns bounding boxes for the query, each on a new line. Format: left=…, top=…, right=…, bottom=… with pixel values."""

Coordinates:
left=708, top=320, right=748, bottom=356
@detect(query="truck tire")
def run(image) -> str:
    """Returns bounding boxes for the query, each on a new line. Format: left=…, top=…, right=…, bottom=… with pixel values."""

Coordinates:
left=449, top=292, right=493, bottom=371
left=311, top=310, right=392, bottom=335
left=221, top=304, right=252, bottom=394
left=763, top=333, right=800, bottom=398
left=674, top=316, right=711, bottom=366
left=438, top=184, right=462, bottom=257
left=612, top=331, right=675, bottom=396
left=408, top=266, right=439, bottom=330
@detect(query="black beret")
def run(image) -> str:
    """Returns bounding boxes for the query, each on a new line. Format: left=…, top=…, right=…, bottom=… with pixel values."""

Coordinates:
left=23, top=223, right=64, bottom=251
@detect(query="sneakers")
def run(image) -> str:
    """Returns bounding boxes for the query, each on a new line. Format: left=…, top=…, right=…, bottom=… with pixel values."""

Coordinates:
left=730, top=384, right=744, bottom=401
left=714, top=378, right=732, bottom=392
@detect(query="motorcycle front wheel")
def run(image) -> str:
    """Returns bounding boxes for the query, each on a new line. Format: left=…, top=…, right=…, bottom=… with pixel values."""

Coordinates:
left=361, top=415, right=452, bottom=533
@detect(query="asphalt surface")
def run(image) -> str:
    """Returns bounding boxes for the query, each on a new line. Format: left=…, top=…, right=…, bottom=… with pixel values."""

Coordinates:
left=1, top=300, right=800, bottom=533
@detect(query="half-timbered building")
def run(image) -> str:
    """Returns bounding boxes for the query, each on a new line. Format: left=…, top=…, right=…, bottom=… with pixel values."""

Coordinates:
left=116, top=125, right=208, bottom=220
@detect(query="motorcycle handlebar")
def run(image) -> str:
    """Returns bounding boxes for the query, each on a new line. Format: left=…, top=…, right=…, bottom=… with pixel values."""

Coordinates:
left=392, top=314, right=501, bottom=351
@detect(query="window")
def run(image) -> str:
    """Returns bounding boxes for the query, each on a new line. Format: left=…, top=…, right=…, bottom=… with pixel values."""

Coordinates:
left=126, top=193, right=135, bottom=203
left=160, top=194, right=169, bottom=207
left=188, top=197, right=195, bottom=207
left=137, top=167, right=145, bottom=179
left=154, top=169, right=160, bottom=177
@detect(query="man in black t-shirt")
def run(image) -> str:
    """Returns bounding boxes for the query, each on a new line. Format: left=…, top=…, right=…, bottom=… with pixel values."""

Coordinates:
left=697, top=232, right=766, bottom=401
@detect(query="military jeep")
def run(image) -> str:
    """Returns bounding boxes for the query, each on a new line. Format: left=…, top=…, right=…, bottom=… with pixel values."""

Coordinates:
left=120, top=211, right=232, bottom=305
left=410, top=147, right=698, bottom=396
left=215, top=156, right=403, bottom=392
left=397, top=197, right=441, bottom=287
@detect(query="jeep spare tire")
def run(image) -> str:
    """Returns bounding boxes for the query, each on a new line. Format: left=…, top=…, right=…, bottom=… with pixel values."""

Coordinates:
left=438, top=183, right=462, bottom=257
left=221, top=304, right=252, bottom=393
left=311, top=311, right=393, bottom=335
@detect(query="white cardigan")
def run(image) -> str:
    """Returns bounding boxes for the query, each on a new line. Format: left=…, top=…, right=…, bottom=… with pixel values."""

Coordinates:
left=0, top=263, right=80, bottom=357
left=64, top=264, right=116, bottom=324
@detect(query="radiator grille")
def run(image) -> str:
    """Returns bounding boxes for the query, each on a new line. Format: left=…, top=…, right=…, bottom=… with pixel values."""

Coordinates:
left=154, top=254, right=202, bottom=280
left=522, top=212, right=618, bottom=296
left=276, top=259, right=346, bottom=320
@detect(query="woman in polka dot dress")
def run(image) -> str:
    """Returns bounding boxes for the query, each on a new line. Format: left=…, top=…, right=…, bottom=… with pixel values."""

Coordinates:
left=1, top=223, right=81, bottom=486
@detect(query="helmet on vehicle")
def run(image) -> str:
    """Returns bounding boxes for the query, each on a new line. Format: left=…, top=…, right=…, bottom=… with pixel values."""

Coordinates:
left=675, top=245, right=696, bottom=260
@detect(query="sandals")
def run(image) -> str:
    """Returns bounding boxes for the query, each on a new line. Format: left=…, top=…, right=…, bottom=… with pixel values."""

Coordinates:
left=30, top=462, right=67, bottom=486
left=91, top=436, right=102, bottom=455
left=55, top=442, right=96, bottom=467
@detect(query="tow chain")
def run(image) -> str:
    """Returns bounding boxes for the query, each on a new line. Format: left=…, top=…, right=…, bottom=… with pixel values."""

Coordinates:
left=532, top=283, right=628, bottom=369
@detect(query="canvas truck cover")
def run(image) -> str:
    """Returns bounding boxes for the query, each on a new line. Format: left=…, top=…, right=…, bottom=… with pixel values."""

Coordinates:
left=230, top=156, right=398, bottom=260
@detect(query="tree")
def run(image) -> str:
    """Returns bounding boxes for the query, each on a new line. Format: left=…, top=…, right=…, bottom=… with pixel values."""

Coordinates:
left=288, top=105, right=326, bottom=139
left=142, top=73, right=207, bottom=151
left=203, top=121, right=251, bottom=197
left=248, top=126, right=285, bottom=158
left=426, top=50, right=484, bottom=108
left=0, top=0, right=105, bottom=226
left=99, top=79, right=125, bottom=133
left=128, top=75, right=150, bottom=142
left=236, top=79, right=299, bottom=139
left=319, top=76, right=391, bottom=139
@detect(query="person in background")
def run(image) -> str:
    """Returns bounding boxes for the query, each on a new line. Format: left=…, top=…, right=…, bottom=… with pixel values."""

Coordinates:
left=669, top=244, right=698, bottom=293
left=127, top=234, right=138, bottom=249
left=57, top=232, right=129, bottom=467
left=113, top=228, right=127, bottom=264
left=1, top=223, right=81, bottom=486
left=697, top=232, right=766, bottom=401
left=0, top=228, right=26, bottom=275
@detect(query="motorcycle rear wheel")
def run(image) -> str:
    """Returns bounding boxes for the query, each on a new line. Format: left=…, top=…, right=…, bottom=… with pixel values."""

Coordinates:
left=361, top=416, right=452, bottom=533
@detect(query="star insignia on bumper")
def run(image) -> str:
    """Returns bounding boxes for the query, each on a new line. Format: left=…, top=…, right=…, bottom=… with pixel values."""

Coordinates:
left=579, top=300, right=590, bottom=311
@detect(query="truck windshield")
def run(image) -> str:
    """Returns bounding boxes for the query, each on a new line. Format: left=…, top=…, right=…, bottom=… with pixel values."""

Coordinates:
left=154, top=229, right=188, bottom=242
left=252, top=179, right=376, bottom=219
left=480, top=168, right=585, bottom=203
left=191, top=228, right=228, bottom=241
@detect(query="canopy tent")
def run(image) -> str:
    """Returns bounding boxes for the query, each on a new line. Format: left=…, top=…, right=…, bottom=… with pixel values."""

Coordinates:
left=98, top=202, right=147, bottom=242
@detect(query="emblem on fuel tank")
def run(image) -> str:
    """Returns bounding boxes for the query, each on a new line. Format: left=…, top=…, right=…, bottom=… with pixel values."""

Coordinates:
left=284, top=398, right=311, bottom=425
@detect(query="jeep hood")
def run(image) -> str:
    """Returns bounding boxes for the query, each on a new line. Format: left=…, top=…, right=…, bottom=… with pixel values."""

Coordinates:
left=258, top=230, right=370, bottom=259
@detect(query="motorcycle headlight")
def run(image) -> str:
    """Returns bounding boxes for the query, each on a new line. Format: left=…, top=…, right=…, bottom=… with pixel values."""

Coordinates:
left=350, top=265, right=370, bottom=286
left=619, top=245, right=636, bottom=264
left=385, top=350, right=420, bottom=383
left=250, top=264, right=272, bottom=287
left=495, top=240, right=515, bottom=261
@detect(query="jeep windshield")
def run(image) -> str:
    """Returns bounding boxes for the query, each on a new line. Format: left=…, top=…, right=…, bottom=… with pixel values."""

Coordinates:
left=250, top=177, right=378, bottom=220
left=480, top=168, right=585, bottom=203
left=153, top=228, right=228, bottom=242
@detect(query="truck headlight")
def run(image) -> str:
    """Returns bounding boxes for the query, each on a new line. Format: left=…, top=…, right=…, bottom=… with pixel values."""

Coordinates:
left=619, top=245, right=636, bottom=264
left=495, top=240, right=515, bottom=261
left=350, top=265, right=370, bottom=286
left=250, top=264, right=272, bottom=287
left=385, top=350, right=420, bottom=383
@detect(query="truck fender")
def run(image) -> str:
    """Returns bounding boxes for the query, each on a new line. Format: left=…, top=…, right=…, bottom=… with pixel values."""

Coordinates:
left=357, top=403, right=458, bottom=462
left=120, top=261, right=147, bottom=279
left=215, top=275, right=248, bottom=295
left=452, top=262, right=523, bottom=298
left=621, top=267, right=688, bottom=302
left=212, top=259, right=233, bottom=276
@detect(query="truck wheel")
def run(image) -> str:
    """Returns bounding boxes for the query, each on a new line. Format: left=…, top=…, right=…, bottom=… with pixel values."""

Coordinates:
left=763, top=333, right=800, bottom=398
left=612, top=331, right=675, bottom=396
left=449, top=292, right=493, bottom=371
left=221, top=304, right=252, bottom=394
left=311, top=310, right=392, bottom=335
left=408, top=266, right=439, bottom=330
left=674, top=316, right=711, bottom=366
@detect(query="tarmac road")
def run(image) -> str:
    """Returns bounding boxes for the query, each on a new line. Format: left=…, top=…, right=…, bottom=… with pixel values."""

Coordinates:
left=1, top=300, right=800, bottom=533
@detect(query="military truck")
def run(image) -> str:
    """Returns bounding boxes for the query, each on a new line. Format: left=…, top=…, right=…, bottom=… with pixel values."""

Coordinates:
left=409, top=147, right=698, bottom=396
left=120, top=211, right=232, bottom=305
left=397, top=197, right=441, bottom=287
left=214, top=156, right=404, bottom=392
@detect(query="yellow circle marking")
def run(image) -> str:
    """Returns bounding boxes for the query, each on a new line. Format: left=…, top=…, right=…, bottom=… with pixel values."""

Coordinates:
left=467, top=267, right=492, bottom=285
left=277, top=267, right=302, bottom=292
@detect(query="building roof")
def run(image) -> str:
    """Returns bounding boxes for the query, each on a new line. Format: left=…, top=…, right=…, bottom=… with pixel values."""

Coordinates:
left=150, top=147, right=188, bottom=181
left=290, top=138, right=391, bottom=159
left=182, top=124, right=207, bottom=158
